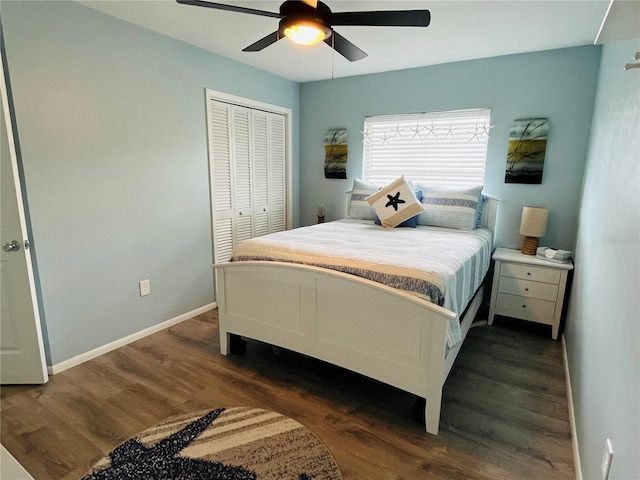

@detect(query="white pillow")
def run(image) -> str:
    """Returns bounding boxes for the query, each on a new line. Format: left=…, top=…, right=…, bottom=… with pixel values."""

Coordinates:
left=413, top=184, right=483, bottom=230
left=365, top=177, right=425, bottom=228
left=347, top=178, right=379, bottom=220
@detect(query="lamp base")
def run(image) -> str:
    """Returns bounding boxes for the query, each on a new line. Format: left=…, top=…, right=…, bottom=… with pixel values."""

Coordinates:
left=521, top=236, right=539, bottom=255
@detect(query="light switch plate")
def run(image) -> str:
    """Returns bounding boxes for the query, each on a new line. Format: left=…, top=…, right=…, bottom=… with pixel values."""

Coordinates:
left=139, top=279, right=151, bottom=297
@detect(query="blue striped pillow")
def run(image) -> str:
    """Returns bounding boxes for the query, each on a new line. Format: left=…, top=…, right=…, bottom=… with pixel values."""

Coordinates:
left=347, top=178, right=379, bottom=220
left=414, top=184, right=483, bottom=230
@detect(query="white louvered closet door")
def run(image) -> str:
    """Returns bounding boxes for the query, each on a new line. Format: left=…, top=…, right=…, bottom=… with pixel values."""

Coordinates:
left=208, top=97, right=288, bottom=264
left=251, top=110, right=270, bottom=237
left=269, top=114, right=286, bottom=233
left=231, top=106, right=254, bottom=244
left=208, top=101, right=234, bottom=264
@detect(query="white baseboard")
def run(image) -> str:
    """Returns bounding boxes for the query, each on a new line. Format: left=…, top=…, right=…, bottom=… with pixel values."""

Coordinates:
left=562, top=334, right=583, bottom=480
left=48, top=303, right=217, bottom=375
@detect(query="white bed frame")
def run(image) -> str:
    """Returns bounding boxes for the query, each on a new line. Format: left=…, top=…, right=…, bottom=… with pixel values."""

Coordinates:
left=213, top=197, right=499, bottom=434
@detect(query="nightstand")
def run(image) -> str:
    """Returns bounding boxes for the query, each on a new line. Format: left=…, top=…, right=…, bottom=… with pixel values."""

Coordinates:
left=488, top=247, right=573, bottom=340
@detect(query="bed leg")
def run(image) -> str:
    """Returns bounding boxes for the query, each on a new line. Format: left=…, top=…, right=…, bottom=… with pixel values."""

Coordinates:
left=220, top=332, right=230, bottom=356
left=424, top=401, right=440, bottom=435
left=425, top=394, right=442, bottom=435
left=412, top=394, right=442, bottom=434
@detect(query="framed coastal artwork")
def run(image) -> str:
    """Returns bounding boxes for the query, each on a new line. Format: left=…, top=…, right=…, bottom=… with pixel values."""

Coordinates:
left=505, top=118, right=549, bottom=184
left=324, top=128, right=348, bottom=179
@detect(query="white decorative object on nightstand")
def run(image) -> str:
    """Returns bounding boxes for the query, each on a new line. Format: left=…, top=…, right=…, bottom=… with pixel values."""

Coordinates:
left=488, top=247, right=573, bottom=340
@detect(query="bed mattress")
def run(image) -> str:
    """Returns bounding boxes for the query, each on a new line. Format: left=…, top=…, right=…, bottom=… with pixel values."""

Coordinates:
left=231, top=219, right=493, bottom=348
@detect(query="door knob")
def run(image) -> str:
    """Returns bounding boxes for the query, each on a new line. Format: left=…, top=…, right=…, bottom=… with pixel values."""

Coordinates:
left=2, top=240, right=20, bottom=252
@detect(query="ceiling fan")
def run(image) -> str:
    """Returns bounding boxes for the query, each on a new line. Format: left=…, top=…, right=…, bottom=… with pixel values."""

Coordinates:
left=176, top=0, right=431, bottom=62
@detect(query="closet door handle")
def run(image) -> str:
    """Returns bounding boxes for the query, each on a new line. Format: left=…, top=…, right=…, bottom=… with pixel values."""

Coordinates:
left=2, top=240, right=20, bottom=252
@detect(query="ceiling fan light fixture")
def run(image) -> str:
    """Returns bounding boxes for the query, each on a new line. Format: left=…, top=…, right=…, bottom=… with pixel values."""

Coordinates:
left=178, top=0, right=431, bottom=62
left=282, top=19, right=331, bottom=46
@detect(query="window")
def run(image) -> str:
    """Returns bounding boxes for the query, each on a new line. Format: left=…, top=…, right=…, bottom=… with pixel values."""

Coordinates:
left=362, top=109, right=492, bottom=188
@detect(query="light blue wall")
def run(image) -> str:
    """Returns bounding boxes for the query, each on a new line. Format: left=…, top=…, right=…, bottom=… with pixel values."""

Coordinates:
left=299, top=46, right=601, bottom=250
left=1, top=1, right=299, bottom=365
left=566, top=38, right=640, bottom=480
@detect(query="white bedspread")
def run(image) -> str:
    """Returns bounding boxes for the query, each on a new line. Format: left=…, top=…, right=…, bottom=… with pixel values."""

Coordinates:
left=231, top=219, right=493, bottom=348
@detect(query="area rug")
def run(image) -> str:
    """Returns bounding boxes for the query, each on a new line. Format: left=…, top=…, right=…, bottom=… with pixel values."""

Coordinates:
left=82, top=407, right=343, bottom=480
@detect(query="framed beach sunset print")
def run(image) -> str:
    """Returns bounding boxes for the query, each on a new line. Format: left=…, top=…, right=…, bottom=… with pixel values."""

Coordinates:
left=324, top=128, right=348, bottom=179
left=505, top=118, right=549, bottom=184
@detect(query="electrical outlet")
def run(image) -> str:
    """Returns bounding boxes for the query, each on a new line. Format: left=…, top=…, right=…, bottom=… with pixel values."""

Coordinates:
left=601, top=438, right=613, bottom=480
left=139, top=279, right=151, bottom=297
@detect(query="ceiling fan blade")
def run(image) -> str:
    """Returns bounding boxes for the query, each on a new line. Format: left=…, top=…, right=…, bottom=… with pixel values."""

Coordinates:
left=243, top=31, right=281, bottom=52
left=332, top=10, right=430, bottom=27
left=176, top=0, right=281, bottom=19
left=324, top=31, right=367, bottom=62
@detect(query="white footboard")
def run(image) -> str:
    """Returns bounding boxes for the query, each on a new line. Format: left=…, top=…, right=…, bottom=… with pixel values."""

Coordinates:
left=214, top=261, right=460, bottom=434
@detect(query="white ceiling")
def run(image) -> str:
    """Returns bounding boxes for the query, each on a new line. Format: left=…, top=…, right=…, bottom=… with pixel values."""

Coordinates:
left=78, top=0, right=617, bottom=82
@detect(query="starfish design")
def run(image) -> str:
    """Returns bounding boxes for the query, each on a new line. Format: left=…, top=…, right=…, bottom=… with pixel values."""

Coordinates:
left=83, top=409, right=257, bottom=480
left=481, top=123, right=495, bottom=137
left=361, top=127, right=372, bottom=143
left=410, top=122, right=423, bottom=140
left=443, top=122, right=455, bottom=138
left=392, top=123, right=404, bottom=138
left=422, top=122, right=438, bottom=138
left=466, top=124, right=482, bottom=143
left=385, top=191, right=406, bottom=211
left=380, top=130, right=392, bottom=145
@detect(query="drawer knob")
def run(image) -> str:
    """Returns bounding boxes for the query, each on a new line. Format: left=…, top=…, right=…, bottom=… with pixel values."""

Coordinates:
left=522, top=305, right=527, bottom=308
left=525, top=288, right=529, bottom=291
left=527, top=272, right=531, bottom=276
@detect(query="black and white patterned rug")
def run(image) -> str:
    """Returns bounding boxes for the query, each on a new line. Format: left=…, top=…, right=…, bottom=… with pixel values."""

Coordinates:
left=83, top=407, right=343, bottom=480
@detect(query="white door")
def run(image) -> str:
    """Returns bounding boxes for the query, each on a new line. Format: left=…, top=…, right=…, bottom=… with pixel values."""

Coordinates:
left=251, top=110, right=270, bottom=237
left=207, top=100, right=235, bottom=264
left=206, top=90, right=292, bottom=266
left=230, top=106, right=254, bottom=244
left=0, top=48, right=48, bottom=384
left=268, top=113, right=286, bottom=233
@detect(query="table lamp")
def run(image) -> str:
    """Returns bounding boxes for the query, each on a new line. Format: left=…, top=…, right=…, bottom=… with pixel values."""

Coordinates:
left=519, top=206, right=548, bottom=255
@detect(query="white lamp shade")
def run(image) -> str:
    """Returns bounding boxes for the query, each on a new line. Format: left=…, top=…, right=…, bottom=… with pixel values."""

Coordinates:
left=519, top=206, right=548, bottom=237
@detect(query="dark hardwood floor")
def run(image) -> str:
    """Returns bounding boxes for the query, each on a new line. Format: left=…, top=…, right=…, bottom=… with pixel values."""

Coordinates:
left=1, top=310, right=575, bottom=479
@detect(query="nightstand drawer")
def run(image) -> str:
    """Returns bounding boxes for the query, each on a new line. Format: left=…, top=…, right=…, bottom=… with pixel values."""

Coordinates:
left=495, top=293, right=556, bottom=323
left=500, top=263, right=561, bottom=284
left=497, top=276, right=559, bottom=301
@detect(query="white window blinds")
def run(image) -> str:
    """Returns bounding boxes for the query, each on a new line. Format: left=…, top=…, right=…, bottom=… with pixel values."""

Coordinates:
left=362, top=109, right=492, bottom=188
